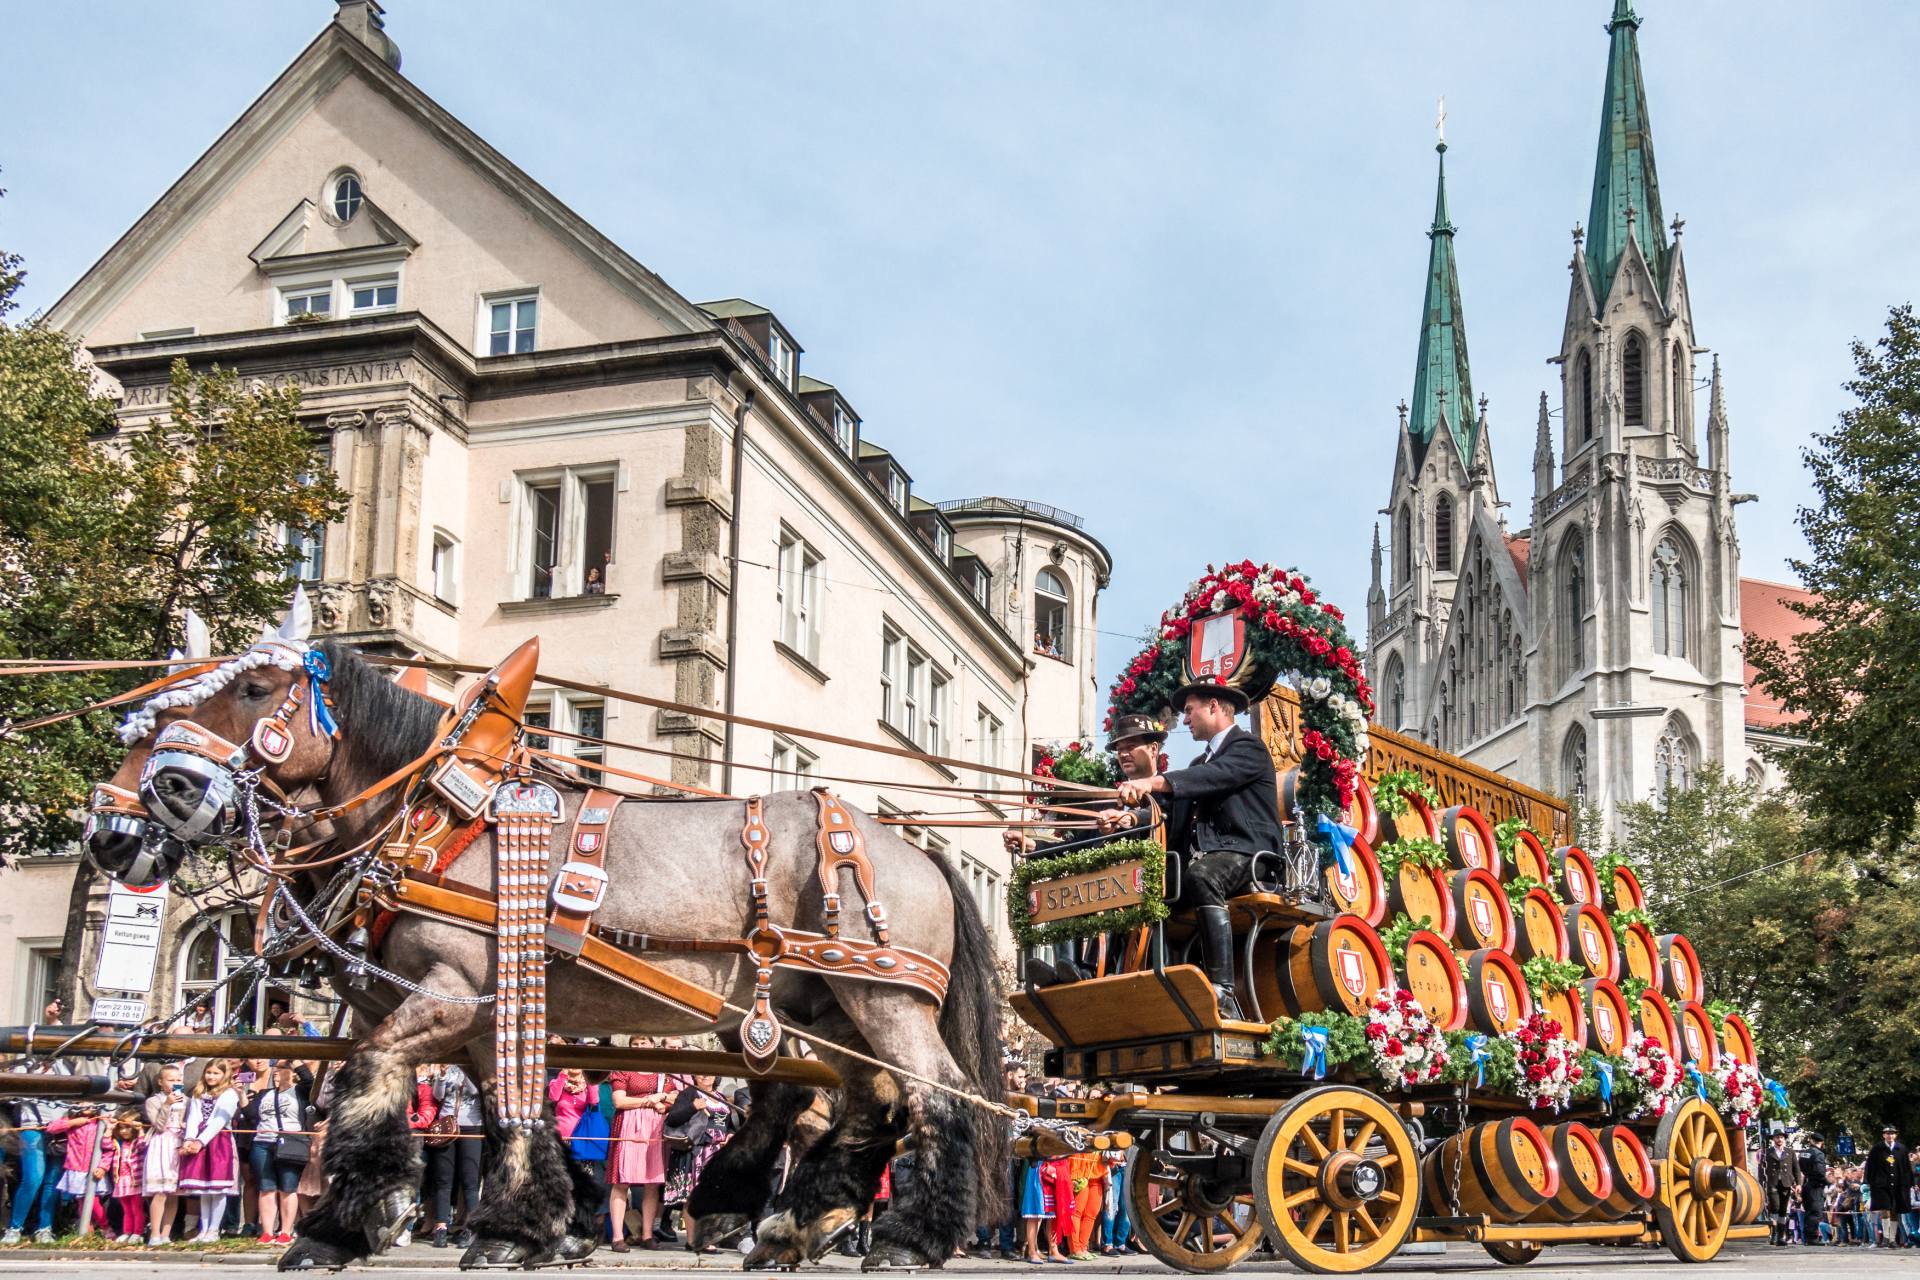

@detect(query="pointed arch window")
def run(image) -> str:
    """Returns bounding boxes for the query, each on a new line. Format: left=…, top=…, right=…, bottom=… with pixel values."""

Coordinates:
left=1623, top=333, right=1646, bottom=426
left=1384, top=656, right=1405, bottom=730
left=1562, top=725, right=1588, bottom=804
left=1649, top=536, right=1689, bottom=658
left=1654, top=719, right=1694, bottom=800
left=1671, top=341, right=1687, bottom=438
left=1577, top=350, right=1594, bottom=442
left=1394, top=504, right=1411, bottom=589
left=1557, top=533, right=1586, bottom=679
left=1434, top=494, right=1454, bottom=573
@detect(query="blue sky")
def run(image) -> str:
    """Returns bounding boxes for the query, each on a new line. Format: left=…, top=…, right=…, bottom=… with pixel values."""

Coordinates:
left=7, top=2, right=1917, bottom=699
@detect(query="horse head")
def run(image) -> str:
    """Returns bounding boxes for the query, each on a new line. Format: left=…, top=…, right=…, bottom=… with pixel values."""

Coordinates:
left=90, top=589, right=342, bottom=881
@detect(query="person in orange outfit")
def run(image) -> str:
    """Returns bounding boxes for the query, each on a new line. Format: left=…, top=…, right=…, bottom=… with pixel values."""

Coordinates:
left=1067, top=1149, right=1109, bottom=1260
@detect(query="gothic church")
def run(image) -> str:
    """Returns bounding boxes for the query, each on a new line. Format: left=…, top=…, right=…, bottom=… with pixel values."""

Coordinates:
left=1364, top=1, right=1810, bottom=837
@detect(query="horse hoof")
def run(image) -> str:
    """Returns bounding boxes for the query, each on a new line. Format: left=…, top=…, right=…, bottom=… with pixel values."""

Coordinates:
left=277, top=1237, right=361, bottom=1271
left=523, top=1235, right=597, bottom=1269
left=692, top=1214, right=751, bottom=1251
left=861, top=1242, right=937, bottom=1271
left=459, top=1238, right=534, bottom=1270
left=364, top=1189, right=419, bottom=1255
left=742, top=1239, right=805, bottom=1271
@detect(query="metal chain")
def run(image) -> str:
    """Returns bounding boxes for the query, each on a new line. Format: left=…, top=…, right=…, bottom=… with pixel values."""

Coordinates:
left=271, top=884, right=495, bottom=1006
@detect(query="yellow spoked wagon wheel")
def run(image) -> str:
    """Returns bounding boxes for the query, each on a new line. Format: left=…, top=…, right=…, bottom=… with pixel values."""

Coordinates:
left=1652, top=1098, right=1735, bottom=1263
left=1126, top=1133, right=1264, bottom=1272
left=1482, top=1241, right=1542, bottom=1265
left=1252, top=1086, right=1418, bottom=1274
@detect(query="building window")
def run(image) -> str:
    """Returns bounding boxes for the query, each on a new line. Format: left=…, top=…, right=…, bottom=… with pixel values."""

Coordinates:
left=832, top=406, right=856, bottom=455
left=523, top=704, right=552, bottom=752
left=1562, top=725, right=1588, bottom=803
left=1745, top=760, right=1765, bottom=790
left=21, top=945, right=61, bottom=1023
left=571, top=701, right=605, bottom=785
left=1559, top=534, right=1586, bottom=679
left=521, top=468, right=615, bottom=599
left=1034, top=568, right=1071, bottom=660
left=282, top=522, right=325, bottom=582
left=1622, top=333, right=1645, bottom=426
left=526, top=697, right=603, bottom=783
left=1654, top=720, right=1693, bottom=800
left=933, top=524, right=952, bottom=563
left=1650, top=536, right=1688, bottom=658
left=881, top=627, right=904, bottom=730
left=1384, top=656, right=1405, bottom=729
left=487, top=295, right=538, bottom=355
left=925, top=668, right=949, bottom=755
left=349, top=277, right=398, bottom=314
left=1394, top=504, right=1411, bottom=588
left=770, top=735, right=817, bottom=790
left=1577, top=349, right=1594, bottom=442
left=283, top=287, right=332, bottom=321
left=886, top=470, right=908, bottom=515
left=1434, top=494, right=1454, bottom=573
left=767, top=329, right=795, bottom=388
left=332, top=174, right=363, bottom=221
left=970, top=570, right=989, bottom=609
left=905, top=649, right=926, bottom=742
left=975, top=705, right=1004, bottom=779
left=431, top=532, right=458, bottom=604
left=1671, top=341, right=1687, bottom=436
left=962, top=855, right=1000, bottom=933
left=777, top=531, right=822, bottom=665
left=177, top=910, right=257, bottom=1030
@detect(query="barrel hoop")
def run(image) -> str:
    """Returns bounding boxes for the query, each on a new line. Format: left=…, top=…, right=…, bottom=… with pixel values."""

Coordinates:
left=1468, top=1125, right=1529, bottom=1220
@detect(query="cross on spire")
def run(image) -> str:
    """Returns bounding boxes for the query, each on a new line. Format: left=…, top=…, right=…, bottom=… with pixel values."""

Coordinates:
left=1436, top=96, right=1447, bottom=148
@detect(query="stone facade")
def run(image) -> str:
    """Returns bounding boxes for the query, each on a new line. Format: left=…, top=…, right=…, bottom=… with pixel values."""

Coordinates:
left=1366, top=2, right=1792, bottom=840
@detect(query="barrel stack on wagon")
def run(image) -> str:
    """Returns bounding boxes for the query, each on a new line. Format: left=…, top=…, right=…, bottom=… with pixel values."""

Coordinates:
left=1008, top=745, right=1777, bottom=1275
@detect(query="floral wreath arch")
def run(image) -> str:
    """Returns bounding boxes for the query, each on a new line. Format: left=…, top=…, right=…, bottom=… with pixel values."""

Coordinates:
left=1107, top=561, right=1372, bottom=832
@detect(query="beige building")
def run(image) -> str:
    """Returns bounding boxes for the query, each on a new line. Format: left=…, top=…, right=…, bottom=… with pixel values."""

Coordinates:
left=8, top=1, right=1109, bottom=1025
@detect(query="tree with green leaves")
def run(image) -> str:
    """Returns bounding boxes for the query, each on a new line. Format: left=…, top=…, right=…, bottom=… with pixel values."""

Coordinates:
left=0, top=231, right=347, bottom=998
left=1747, top=304, right=1920, bottom=862
left=1611, top=766, right=1920, bottom=1139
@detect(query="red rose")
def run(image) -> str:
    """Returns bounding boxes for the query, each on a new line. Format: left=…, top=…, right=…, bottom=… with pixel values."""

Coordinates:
left=1365, top=1022, right=1386, bottom=1039
left=1384, top=1038, right=1404, bottom=1057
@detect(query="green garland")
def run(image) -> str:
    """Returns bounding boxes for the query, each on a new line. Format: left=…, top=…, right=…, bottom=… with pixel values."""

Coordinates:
left=1610, top=906, right=1657, bottom=933
left=1703, top=999, right=1736, bottom=1036
left=1591, top=849, right=1632, bottom=899
left=1619, top=975, right=1651, bottom=1006
left=1440, top=1030, right=1519, bottom=1092
left=1372, top=769, right=1441, bottom=820
left=1492, top=816, right=1547, bottom=864
left=1506, top=874, right=1565, bottom=907
left=1379, top=912, right=1432, bottom=966
left=1006, top=838, right=1168, bottom=947
left=1262, top=1011, right=1371, bottom=1074
left=1522, top=956, right=1586, bottom=998
left=1376, top=835, right=1448, bottom=881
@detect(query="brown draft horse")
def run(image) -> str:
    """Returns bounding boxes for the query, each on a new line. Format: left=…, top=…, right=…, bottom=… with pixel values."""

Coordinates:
left=89, top=602, right=1005, bottom=1271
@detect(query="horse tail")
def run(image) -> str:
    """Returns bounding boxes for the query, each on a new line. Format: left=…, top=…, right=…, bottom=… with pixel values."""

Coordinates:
left=928, top=848, right=1010, bottom=1221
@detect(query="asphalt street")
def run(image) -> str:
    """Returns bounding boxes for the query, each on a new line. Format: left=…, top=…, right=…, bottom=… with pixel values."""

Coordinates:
left=0, top=1240, right=1907, bottom=1277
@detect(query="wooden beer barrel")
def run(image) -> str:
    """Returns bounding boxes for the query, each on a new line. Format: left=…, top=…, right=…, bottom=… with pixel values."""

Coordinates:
left=1608, top=863, right=1646, bottom=912
left=1448, top=868, right=1515, bottom=953
left=1525, top=1122, right=1613, bottom=1223
left=1322, top=834, right=1386, bottom=927
left=1461, top=948, right=1532, bottom=1034
left=1569, top=903, right=1619, bottom=981
left=1387, top=861, right=1455, bottom=939
left=1719, top=1012, right=1757, bottom=1069
left=1551, top=845, right=1602, bottom=907
left=1634, top=987, right=1679, bottom=1056
left=1617, top=920, right=1663, bottom=992
left=1377, top=777, right=1439, bottom=845
left=1593, top=1124, right=1656, bottom=1219
left=1657, top=934, right=1702, bottom=1003
left=1579, top=978, right=1632, bottom=1055
left=1399, top=929, right=1468, bottom=1032
left=1439, top=805, right=1501, bottom=878
left=1676, top=1000, right=1718, bottom=1069
left=1253, top=914, right=1391, bottom=1019
left=1419, top=1118, right=1560, bottom=1223
left=1728, top=1166, right=1764, bottom=1225
left=1507, top=826, right=1550, bottom=885
left=1349, top=779, right=1379, bottom=846
left=1513, top=888, right=1570, bottom=963
left=1536, top=985, right=1587, bottom=1050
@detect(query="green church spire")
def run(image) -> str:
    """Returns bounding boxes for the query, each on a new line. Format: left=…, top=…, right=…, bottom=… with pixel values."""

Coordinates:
left=1409, top=134, right=1476, bottom=463
left=1586, top=0, right=1669, bottom=306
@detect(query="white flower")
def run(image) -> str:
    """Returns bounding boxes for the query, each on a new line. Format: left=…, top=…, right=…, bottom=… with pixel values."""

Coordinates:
left=1307, top=676, right=1332, bottom=700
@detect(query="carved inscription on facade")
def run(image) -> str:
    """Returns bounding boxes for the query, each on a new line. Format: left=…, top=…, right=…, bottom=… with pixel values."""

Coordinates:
left=119, top=360, right=410, bottom=408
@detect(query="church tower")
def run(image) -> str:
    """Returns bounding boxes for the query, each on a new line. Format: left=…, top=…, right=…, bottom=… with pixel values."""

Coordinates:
left=1525, top=0, right=1746, bottom=833
left=1368, top=121, right=1502, bottom=744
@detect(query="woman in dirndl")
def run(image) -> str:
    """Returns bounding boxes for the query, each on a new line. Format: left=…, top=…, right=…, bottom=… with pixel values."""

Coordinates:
left=606, top=1045, right=685, bottom=1252
left=143, top=1063, right=187, bottom=1245
left=178, top=1059, right=242, bottom=1243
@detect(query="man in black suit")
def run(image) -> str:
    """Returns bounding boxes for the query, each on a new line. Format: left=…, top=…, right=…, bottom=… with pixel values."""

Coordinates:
left=1759, top=1129, right=1798, bottom=1245
left=1118, top=679, right=1288, bottom=1021
left=1866, top=1124, right=1911, bottom=1247
left=1801, top=1132, right=1830, bottom=1245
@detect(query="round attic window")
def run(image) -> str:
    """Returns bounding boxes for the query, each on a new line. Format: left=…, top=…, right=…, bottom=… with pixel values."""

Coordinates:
left=332, top=173, right=364, bottom=222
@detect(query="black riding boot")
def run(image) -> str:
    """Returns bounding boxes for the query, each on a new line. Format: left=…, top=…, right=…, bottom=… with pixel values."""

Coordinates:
left=1196, top=905, right=1243, bottom=1022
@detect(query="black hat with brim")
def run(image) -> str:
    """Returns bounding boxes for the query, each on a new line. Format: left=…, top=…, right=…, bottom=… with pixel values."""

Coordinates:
left=1170, top=681, right=1250, bottom=713
left=1107, top=714, right=1169, bottom=748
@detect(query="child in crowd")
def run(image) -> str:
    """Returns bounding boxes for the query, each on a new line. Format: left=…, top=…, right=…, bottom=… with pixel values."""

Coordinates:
left=144, top=1063, right=187, bottom=1244
left=46, top=1104, right=110, bottom=1234
left=178, top=1059, right=241, bottom=1244
left=101, top=1110, right=148, bottom=1243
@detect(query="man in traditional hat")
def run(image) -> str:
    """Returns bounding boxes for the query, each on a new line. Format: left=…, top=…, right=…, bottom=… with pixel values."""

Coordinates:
left=1116, top=679, right=1289, bottom=1021
left=1866, top=1124, right=1912, bottom=1247
left=1760, top=1128, right=1799, bottom=1245
left=1006, top=713, right=1170, bottom=986
left=1801, top=1132, right=1831, bottom=1245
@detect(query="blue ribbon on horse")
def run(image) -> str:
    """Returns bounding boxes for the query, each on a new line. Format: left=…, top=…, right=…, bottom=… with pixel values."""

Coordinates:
left=1764, top=1078, right=1788, bottom=1110
left=1597, top=1060, right=1614, bottom=1106
left=1465, top=1033, right=1489, bottom=1087
left=1685, top=1064, right=1707, bottom=1101
left=303, top=649, right=340, bottom=739
left=1300, top=1026, right=1329, bottom=1080
left=1315, top=817, right=1357, bottom=878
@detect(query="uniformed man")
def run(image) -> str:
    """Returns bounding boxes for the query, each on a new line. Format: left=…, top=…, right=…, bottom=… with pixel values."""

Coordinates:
left=1800, top=1132, right=1830, bottom=1245
left=1116, top=678, right=1288, bottom=1021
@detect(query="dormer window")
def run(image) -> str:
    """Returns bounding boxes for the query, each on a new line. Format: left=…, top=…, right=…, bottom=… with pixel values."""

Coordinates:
left=332, top=174, right=363, bottom=222
left=283, top=287, right=332, bottom=321
left=887, top=471, right=907, bottom=514
left=350, top=276, right=398, bottom=314
left=933, top=524, right=952, bottom=563
left=768, top=329, right=795, bottom=388
left=832, top=406, right=856, bottom=455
